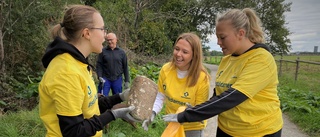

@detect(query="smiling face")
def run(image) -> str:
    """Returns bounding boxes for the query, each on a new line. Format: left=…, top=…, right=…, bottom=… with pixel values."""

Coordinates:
left=106, top=33, right=117, bottom=50
left=173, top=39, right=193, bottom=71
left=216, top=20, right=241, bottom=55
left=89, top=12, right=106, bottom=54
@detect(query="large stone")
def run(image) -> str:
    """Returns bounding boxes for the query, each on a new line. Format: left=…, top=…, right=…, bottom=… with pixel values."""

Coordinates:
left=127, top=75, right=158, bottom=121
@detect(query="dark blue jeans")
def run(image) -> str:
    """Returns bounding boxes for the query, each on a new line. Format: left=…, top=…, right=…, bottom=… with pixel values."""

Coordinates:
left=98, top=77, right=123, bottom=96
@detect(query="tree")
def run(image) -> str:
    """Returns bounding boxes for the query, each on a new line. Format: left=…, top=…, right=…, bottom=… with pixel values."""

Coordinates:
left=210, top=0, right=292, bottom=54
left=0, top=0, right=6, bottom=73
left=255, top=0, right=292, bottom=54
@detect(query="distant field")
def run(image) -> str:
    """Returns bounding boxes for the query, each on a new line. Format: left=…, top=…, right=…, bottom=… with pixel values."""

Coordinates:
left=205, top=55, right=320, bottom=92
left=274, top=55, right=320, bottom=62
left=274, top=55, right=320, bottom=93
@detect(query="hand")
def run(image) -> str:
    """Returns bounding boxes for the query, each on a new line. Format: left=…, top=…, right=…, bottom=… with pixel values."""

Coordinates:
left=142, top=111, right=156, bottom=131
left=162, top=114, right=178, bottom=122
left=99, top=77, right=105, bottom=83
left=124, top=82, right=130, bottom=89
left=119, top=88, right=130, bottom=101
left=111, top=106, right=140, bottom=122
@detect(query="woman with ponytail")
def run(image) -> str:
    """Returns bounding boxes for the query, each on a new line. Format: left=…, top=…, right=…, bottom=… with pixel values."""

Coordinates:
left=163, top=8, right=283, bottom=137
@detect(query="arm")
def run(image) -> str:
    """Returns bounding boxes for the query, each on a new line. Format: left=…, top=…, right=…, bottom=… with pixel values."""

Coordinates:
left=153, top=92, right=165, bottom=114
left=195, top=75, right=210, bottom=105
left=175, top=88, right=248, bottom=123
left=98, top=94, right=123, bottom=113
left=122, top=51, right=130, bottom=83
left=59, top=93, right=131, bottom=137
left=96, top=52, right=104, bottom=77
left=58, top=111, right=114, bottom=137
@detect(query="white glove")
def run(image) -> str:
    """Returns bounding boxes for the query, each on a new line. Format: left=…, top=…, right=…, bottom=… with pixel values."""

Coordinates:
left=142, top=111, right=156, bottom=131
left=162, top=114, right=178, bottom=122
left=99, top=77, right=105, bottom=83
left=119, top=88, right=130, bottom=101
left=124, top=82, right=130, bottom=89
left=111, top=106, right=140, bottom=122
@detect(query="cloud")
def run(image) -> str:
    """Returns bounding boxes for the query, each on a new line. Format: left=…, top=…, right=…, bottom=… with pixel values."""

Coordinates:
left=285, top=0, right=320, bottom=52
left=206, top=0, right=320, bottom=53
left=206, top=35, right=220, bottom=51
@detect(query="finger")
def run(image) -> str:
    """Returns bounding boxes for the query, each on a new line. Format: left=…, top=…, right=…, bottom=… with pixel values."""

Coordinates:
left=128, top=106, right=135, bottom=111
left=142, top=120, right=149, bottom=131
left=127, top=115, right=140, bottom=122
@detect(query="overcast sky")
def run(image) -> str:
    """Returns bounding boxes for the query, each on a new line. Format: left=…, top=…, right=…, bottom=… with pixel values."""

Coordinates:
left=207, top=0, right=320, bottom=53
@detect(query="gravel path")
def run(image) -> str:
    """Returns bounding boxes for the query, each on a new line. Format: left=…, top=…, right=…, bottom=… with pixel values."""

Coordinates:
left=203, top=63, right=309, bottom=137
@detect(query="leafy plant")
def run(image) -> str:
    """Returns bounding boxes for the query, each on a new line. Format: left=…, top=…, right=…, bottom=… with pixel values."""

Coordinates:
left=130, top=62, right=161, bottom=82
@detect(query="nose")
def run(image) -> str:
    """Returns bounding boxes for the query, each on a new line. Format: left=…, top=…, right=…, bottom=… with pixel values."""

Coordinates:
left=217, top=38, right=221, bottom=45
left=176, top=50, right=182, bottom=56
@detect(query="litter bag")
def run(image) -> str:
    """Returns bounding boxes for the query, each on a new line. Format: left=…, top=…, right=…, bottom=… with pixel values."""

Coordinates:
left=161, top=106, right=186, bottom=137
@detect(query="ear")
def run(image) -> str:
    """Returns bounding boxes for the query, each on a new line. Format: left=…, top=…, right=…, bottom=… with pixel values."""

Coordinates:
left=237, top=29, right=246, bottom=40
left=82, top=28, right=91, bottom=40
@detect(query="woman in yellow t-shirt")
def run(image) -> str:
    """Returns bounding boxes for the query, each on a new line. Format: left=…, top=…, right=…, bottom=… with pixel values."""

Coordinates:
left=142, top=32, right=211, bottom=137
left=39, top=5, right=138, bottom=137
left=163, top=8, right=283, bottom=137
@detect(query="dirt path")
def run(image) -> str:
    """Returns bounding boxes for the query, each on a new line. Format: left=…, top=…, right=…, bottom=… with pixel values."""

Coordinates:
left=203, top=63, right=309, bottom=137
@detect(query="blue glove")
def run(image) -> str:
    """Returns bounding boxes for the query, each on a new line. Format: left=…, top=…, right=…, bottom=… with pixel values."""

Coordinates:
left=162, top=113, right=178, bottom=122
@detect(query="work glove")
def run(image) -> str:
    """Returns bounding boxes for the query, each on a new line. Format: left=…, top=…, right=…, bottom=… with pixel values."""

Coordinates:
left=124, top=82, right=130, bottom=89
left=142, top=111, right=156, bottom=131
left=162, top=113, right=178, bottom=122
left=111, top=106, right=140, bottom=122
left=119, top=88, right=130, bottom=101
left=99, top=77, right=105, bottom=83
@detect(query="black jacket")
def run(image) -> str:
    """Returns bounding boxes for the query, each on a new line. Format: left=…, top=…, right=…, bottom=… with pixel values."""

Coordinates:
left=96, top=46, right=129, bottom=82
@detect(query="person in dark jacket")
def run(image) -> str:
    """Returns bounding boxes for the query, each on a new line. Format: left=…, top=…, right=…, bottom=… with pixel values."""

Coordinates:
left=163, top=8, right=283, bottom=137
left=38, top=5, right=139, bottom=137
left=96, top=32, right=130, bottom=96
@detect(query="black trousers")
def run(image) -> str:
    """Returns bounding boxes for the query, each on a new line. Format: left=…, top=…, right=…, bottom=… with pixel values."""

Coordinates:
left=216, top=127, right=282, bottom=137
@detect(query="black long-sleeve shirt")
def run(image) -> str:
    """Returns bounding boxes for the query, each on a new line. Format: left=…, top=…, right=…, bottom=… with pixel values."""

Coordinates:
left=96, top=46, right=129, bottom=82
left=58, top=94, right=123, bottom=137
left=177, top=44, right=271, bottom=123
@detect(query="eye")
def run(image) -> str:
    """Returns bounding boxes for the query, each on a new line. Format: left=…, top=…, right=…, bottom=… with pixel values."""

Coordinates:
left=218, top=36, right=226, bottom=40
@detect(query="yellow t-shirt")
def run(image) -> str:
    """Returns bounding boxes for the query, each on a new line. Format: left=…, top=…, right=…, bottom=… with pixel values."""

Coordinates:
left=158, top=63, right=210, bottom=131
left=39, top=53, right=101, bottom=137
left=216, top=48, right=283, bottom=136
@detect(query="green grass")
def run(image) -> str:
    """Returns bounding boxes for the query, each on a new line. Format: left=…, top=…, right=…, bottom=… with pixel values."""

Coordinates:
left=103, top=111, right=166, bottom=137
left=0, top=106, right=166, bottom=137
left=274, top=55, right=320, bottom=62
left=0, top=107, right=46, bottom=137
left=204, top=56, right=222, bottom=65
left=276, top=55, right=320, bottom=137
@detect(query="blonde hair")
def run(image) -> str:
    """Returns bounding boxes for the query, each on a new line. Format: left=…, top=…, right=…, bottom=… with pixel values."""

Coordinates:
left=51, top=5, right=99, bottom=42
left=216, top=8, right=265, bottom=43
left=170, top=32, right=210, bottom=87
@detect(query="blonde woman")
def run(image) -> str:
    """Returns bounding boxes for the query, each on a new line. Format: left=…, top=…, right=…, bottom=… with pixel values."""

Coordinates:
left=163, top=8, right=283, bottom=137
left=39, top=5, right=137, bottom=137
left=143, top=32, right=211, bottom=137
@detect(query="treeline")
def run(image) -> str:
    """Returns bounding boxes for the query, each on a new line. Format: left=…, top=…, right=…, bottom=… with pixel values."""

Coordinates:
left=0, top=0, right=292, bottom=101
